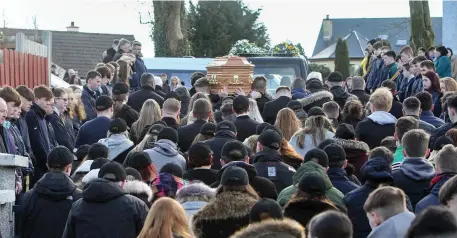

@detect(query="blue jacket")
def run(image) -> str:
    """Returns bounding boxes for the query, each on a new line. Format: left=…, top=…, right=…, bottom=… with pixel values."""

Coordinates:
left=420, top=110, right=444, bottom=128
left=392, top=158, right=436, bottom=210
left=81, top=85, right=100, bottom=121
left=366, top=57, right=383, bottom=91
left=131, top=57, right=148, bottom=91
left=46, top=109, right=75, bottom=152
left=75, top=116, right=111, bottom=148
left=429, top=91, right=442, bottom=117
left=291, top=88, right=308, bottom=100
left=327, top=167, right=360, bottom=195
left=405, top=75, right=424, bottom=99
left=375, top=62, right=398, bottom=89
left=416, top=173, right=457, bottom=214
left=435, top=55, right=452, bottom=78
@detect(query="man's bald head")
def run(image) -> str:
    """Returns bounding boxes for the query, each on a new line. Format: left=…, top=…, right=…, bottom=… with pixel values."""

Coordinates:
left=0, top=98, right=8, bottom=125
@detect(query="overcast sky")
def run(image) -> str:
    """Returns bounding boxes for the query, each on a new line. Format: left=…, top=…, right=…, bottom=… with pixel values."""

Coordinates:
left=0, top=0, right=444, bottom=58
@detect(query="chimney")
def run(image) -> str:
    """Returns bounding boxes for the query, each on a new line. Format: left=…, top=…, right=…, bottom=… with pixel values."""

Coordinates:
left=66, top=22, right=79, bottom=32
left=323, top=15, right=332, bottom=42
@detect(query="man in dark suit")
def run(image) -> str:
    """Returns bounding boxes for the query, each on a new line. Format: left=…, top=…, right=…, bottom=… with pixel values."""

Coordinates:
left=178, top=98, right=212, bottom=152
left=262, top=86, right=291, bottom=125
left=127, top=73, right=164, bottom=112
left=233, top=95, right=259, bottom=142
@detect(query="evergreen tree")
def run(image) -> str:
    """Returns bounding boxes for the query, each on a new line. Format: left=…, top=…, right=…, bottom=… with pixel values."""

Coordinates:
left=334, top=38, right=350, bottom=79
left=409, top=0, right=434, bottom=51
left=188, top=1, right=269, bottom=57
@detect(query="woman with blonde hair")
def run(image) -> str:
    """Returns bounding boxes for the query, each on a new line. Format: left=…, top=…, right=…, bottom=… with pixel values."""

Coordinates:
left=68, top=85, right=86, bottom=134
left=440, top=77, right=457, bottom=93
left=170, top=76, right=181, bottom=92
left=289, top=115, right=335, bottom=157
left=116, top=59, right=132, bottom=86
left=130, top=99, right=162, bottom=144
left=275, top=108, right=301, bottom=141
left=248, top=98, right=264, bottom=123
left=138, top=197, right=192, bottom=238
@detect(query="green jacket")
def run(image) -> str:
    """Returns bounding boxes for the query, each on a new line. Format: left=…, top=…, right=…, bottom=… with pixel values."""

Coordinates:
left=277, top=161, right=344, bottom=207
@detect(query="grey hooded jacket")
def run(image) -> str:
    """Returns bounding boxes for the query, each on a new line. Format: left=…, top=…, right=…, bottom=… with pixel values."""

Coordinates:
left=144, top=139, right=186, bottom=172
left=367, top=211, right=415, bottom=238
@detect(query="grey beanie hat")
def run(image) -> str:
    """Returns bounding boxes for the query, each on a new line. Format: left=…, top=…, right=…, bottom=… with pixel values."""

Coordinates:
left=291, top=77, right=307, bottom=90
left=352, top=76, right=365, bottom=90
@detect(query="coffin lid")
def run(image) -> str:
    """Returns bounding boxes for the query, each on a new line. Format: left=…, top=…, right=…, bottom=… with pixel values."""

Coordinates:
left=206, top=56, right=254, bottom=68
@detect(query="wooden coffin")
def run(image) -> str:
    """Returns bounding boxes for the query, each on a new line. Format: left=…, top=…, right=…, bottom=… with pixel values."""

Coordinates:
left=206, top=56, right=254, bottom=94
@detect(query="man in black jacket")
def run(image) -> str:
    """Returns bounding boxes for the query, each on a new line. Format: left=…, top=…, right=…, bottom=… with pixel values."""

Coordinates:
left=233, top=95, right=259, bottom=142
left=431, top=96, right=457, bottom=147
left=326, top=71, right=351, bottom=109
left=178, top=98, right=212, bottom=152
left=26, top=85, right=54, bottom=184
left=350, top=76, right=370, bottom=105
left=46, top=88, right=75, bottom=151
left=262, top=86, right=291, bottom=125
left=253, top=129, right=295, bottom=193
left=205, top=121, right=237, bottom=169
left=21, top=146, right=82, bottom=238
left=127, top=73, right=164, bottom=112
left=194, top=77, right=222, bottom=110
left=211, top=140, right=278, bottom=199
left=102, top=39, right=119, bottom=63
left=381, top=80, right=404, bottom=119
left=161, top=98, right=180, bottom=131
left=15, top=85, right=35, bottom=156
left=183, top=142, right=218, bottom=186
left=63, top=162, right=148, bottom=238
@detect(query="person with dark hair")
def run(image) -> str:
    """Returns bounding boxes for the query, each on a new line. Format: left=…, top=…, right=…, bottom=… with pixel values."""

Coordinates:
left=423, top=71, right=443, bottom=117
left=183, top=142, right=218, bottom=185
left=249, top=198, right=283, bottom=223
left=404, top=56, right=427, bottom=100
left=174, top=87, right=191, bottom=118
left=191, top=167, right=260, bottom=238
left=145, top=127, right=186, bottom=172
left=392, top=116, right=420, bottom=170
left=376, top=51, right=399, bottom=90
left=261, top=86, right=291, bottom=125
left=189, top=72, right=205, bottom=96
left=103, top=39, right=119, bottom=63
left=402, top=97, right=436, bottom=135
left=232, top=95, right=260, bottom=142
left=416, top=91, right=445, bottom=128
left=211, top=140, right=278, bottom=199
left=405, top=206, right=457, bottom=238
left=20, top=146, right=82, bottom=238
left=427, top=46, right=436, bottom=61
left=15, top=85, right=35, bottom=157
left=127, top=73, right=164, bottom=112
left=308, top=211, right=353, bottom=238
left=248, top=76, right=273, bottom=114
left=45, top=88, right=75, bottom=151
left=366, top=42, right=385, bottom=93
left=380, top=136, right=397, bottom=153
left=81, top=71, right=102, bottom=120
left=435, top=46, right=452, bottom=78
left=324, top=143, right=360, bottom=194
left=381, top=79, right=403, bottom=119
left=204, top=121, right=237, bottom=170
left=63, top=162, right=149, bottom=238
left=98, top=118, right=134, bottom=164
left=75, top=96, right=113, bottom=148
left=130, top=41, right=148, bottom=92
left=112, top=82, right=139, bottom=128
left=439, top=174, right=457, bottom=219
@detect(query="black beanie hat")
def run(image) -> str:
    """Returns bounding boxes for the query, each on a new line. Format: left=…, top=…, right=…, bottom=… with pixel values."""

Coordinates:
left=112, top=82, right=129, bottom=95
left=98, top=162, right=126, bottom=182
left=298, top=172, right=327, bottom=195
left=335, top=123, right=356, bottom=140
left=258, top=129, right=282, bottom=150
left=323, top=144, right=346, bottom=162
left=256, top=122, right=272, bottom=135
left=306, top=78, right=323, bottom=92
left=90, top=157, right=110, bottom=170
left=47, top=146, right=74, bottom=168
left=95, top=95, right=113, bottom=111
left=158, top=127, right=179, bottom=143
left=262, top=125, right=283, bottom=140
left=88, top=143, right=109, bottom=160
left=308, top=107, right=326, bottom=117
left=287, top=100, right=302, bottom=111
left=318, top=139, right=336, bottom=150
left=160, top=163, right=183, bottom=178
left=433, top=136, right=454, bottom=151
left=304, top=149, right=329, bottom=168
left=200, top=122, right=216, bottom=137
left=327, top=71, right=344, bottom=82
left=126, top=151, right=152, bottom=170
left=109, top=118, right=128, bottom=134
left=250, top=198, right=284, bottom=223
left=221, top=166, right=249, bottom=186
left=125, top=167, right=142, bottom=181
left=75, top=144, right=90, bottom=161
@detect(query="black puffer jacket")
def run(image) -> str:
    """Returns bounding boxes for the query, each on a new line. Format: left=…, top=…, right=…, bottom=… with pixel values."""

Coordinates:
left=253, top=150, right=295, bottom=193
left=205, top=130, right=237, bottom=170
left=21, top=172, right=82, bottom=238
left=114, top=104, right=139, bottom=129
left=63, top=178, right=149, bottom=238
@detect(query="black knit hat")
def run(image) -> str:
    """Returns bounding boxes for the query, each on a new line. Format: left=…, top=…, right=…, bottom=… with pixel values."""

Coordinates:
left=262, top=125, right=283, bottom=140
left=200, top=122, right=216, bottom=137
left=308, top=107, right=326, bottom=117
left=287, top=100, right=302, bottom=111
left=433, top=136, right=454, bottom=151
left=233, top=95, right=250, bottom=112
left=160, top=163, right=183, bottom=178
left=98, top=161, right=126, bottom=182
left=90, top=157, right=110, bottom=170
left=304, top=149, right=329, bottom=168
left=95, top=95, right=113, bottom=111
left=306, top=78, right=323, bottom=92
left=318, top=139, right=336, bottom=150
left=125, top=167, right=142, bottom=181
left=250, top=198, right=284, bottom=223
left=158, top=127, right=179, bottom=143
left=335, top=123, right=356, bottom=140
left=221, top=166, right=249, bottom=186
left=368, top=39, right=377, bottom=45
left=327, top=71, right=344, bottom=82
left=75, top=144, right=90, bottom=161
left=221, top=140, right=248, bottom=160
left=165, top=91, right=180, bottom=101
left=88, top=143, right=109, bottom=160
left=109, top=118, right=127, bottom=134
left=127, top=151, right=153, bottom=170
left=112, top=82, right=129, bottom=95
left=216, top=121, right=237, bottom=133
left=256, top=122, right=272, bottom=135
left=258, top=129, right=282, bottom=150
left=323, top=144, right=346, bottom=162
left=298, top=172, right=327, bottom=195
left=47, top=146, right=74, bottom=168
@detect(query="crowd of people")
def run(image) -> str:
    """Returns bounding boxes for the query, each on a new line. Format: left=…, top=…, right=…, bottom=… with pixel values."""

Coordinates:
left=2, top=38, right=457, bottom=238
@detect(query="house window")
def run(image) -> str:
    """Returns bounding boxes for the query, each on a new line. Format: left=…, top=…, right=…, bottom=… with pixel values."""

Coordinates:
left=378, top=34, right=389, bottom=40
left=396, top=40, right=407, bottom=46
